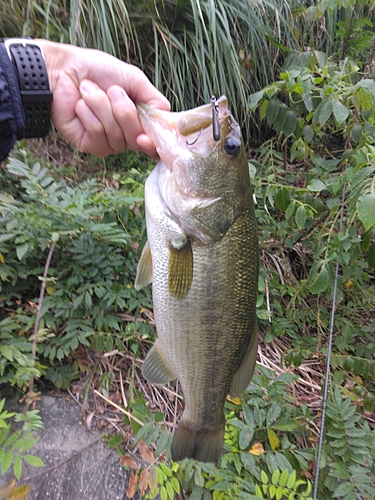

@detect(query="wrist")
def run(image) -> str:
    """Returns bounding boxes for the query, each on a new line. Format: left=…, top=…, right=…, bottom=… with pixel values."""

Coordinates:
left=34, top=40, right=73, bottom=95
left=2, top=38, right=53, bottom=138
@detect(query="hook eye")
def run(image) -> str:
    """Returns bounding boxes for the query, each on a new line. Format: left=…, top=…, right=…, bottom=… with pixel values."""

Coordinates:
left=210, top=95, right=220, bottom=142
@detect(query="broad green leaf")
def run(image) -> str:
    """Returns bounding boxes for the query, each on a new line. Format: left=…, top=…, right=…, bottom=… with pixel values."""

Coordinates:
left=351, top=124, right=363, bottom=142
left=194, top=467, right=205, bottom=487
left=13, top=455, right=22, bottom=480
left=266, top=99, right=280, bottom=125
left=307, top=179, right=326, bottom=192
left=171, top=477, right=180, bottom=494
left=261, top=470, right=269, bottom=485
left=268, top=484, right=277, bottom=498
left=249, top=90, right=264, bottom=109
left=314, top=50, right=328, bottom=68
left=303, top=125, right=314, bottom=143
left=275, top=187, right=290, bottom=211
left=313, top=99, right=333, bottom=127
left=161, top=485, right=168, bottom=500
left=333, top=101, right=349, bottom=125
left=283, top=111, right=297, bottom=136
left=286, top=469, right=296, bottom=490
left=22, top=454, right=44, bottom=467
left=271, top=469, right=281, bottom=486
left=309, top=263, right=329, bottom=294
left=274, top=104, right=288, bottom=132
left=279, top=469, right=289, bottom=487
left=295, top=205, right=307, bottom=229
left=0, top=346, right=14, bottom=362
left=357, top=193, right=375, bottom=230
left=1, top=451, right=13, bottom=475
left=239, top=425, right=254, bottom=450
left=333, top=481, right=355, bottom=497
left=16, top=243, right=29, bottom=261
left=285, top=201, right=296, bottom=220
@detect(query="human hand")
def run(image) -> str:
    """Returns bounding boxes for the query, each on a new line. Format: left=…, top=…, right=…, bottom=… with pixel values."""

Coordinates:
left=37, top=40, right=170, bottom=157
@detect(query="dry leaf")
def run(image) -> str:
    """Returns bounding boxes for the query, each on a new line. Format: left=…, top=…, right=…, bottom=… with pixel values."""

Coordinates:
left=85, top=411, right=95, bottom=430
left=138, top=440, right=154, bottom=464
left=121, top=456, right=138, bottom=470
left=149, top=465, right=159, bottom=494
left=249, top=442, right=265, bottom=456
left=139, top=468, right=150, bottom=496
left=126, top=471, right=139, bottom=499
left=8, top=485, right=30, bottom=500
left=226, top=395, right=242, bottom=405
left=0, top=479, right=16, bottom=499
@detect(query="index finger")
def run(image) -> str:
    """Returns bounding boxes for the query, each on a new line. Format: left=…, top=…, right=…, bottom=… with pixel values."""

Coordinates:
left=121, top=65, right=170, bottom=111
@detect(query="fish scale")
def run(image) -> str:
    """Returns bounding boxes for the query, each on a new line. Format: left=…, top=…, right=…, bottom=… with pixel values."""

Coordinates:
left=135, top=96, right=259, bottom=462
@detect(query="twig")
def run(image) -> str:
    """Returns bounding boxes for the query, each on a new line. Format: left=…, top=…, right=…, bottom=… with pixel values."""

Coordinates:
left=22, top=435, right=103, bottom=482
left=93, top=390, right=144, bottom=427
left=29, top=242, right=56, bottom=393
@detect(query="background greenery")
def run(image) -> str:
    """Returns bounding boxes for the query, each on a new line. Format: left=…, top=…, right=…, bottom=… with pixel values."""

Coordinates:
left=1, top=0, right=375, bottom=499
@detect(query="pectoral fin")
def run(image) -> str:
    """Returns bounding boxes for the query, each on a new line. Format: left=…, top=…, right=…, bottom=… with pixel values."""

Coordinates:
left=142, top=340, right=175, bottom=386
left=135, top=240, right=153, bottom=290
left=168, top=238, right=193, bottom=299
left=229, top=321, right=258, bottom=397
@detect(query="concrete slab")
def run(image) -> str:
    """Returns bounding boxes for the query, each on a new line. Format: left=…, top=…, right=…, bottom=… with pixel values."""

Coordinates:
left=0, top=392, right=141, bottom=500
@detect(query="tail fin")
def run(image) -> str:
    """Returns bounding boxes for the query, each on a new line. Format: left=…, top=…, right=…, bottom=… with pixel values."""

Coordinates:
left=171, top=418, right=224, bottom=463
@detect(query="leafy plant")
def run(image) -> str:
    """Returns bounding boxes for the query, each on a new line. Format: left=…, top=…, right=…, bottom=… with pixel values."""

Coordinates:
left=0, top=152, right=152, bottom=389
left=111, top=366, right=315, bottom=499
left=0, top=398, right=44, bottom=480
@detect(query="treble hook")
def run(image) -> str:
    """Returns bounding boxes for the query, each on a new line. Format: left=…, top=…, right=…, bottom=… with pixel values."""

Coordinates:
left=210, top=95, right=220, bottom=142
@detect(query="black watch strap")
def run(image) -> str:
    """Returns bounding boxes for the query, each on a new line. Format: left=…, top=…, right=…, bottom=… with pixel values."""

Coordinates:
left=4, top=39, right=53, bottom=138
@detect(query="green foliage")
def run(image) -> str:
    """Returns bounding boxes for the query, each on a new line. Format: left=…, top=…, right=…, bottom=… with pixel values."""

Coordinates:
left=0, top=151, right=152, bottom=389
left=0, top=399, right=44, bottom=480
left=114, top=367, right=315, bottom=499
left=322, top=387, right=375, bottom=499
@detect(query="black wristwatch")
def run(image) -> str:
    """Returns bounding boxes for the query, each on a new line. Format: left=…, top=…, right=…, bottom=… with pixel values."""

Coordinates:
left=3, top=38, right=53, bottom=138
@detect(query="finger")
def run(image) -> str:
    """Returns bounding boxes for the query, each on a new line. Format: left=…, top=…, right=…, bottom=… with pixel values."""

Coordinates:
left=75, top=98, right=112, bottom=157
left=108, top=85, right=147, bottom=152
left=80, top=79, right=127, bottom=154
left=136, top=133, right=159, bottom=159
left=123, top=65, right=171, bottom=111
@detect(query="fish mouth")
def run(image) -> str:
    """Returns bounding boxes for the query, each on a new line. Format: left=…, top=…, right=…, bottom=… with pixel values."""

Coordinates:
left=137, top=96, right=229, bottom=165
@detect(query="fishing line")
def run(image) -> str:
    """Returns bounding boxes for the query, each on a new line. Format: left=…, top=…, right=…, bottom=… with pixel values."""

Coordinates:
left=313, top=181, right=346, bottom=499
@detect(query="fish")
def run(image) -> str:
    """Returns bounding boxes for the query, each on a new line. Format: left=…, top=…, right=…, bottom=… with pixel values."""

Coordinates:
left=135, top=96, right=259, bottom=463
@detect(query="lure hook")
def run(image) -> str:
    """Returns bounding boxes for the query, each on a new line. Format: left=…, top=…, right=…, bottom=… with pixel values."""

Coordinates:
left=210, top=95, right=220, bottom=142
left=186, top=128, right=203, bottom=146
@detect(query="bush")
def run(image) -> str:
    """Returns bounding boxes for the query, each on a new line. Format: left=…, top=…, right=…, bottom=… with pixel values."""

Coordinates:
left=0, top=150, right=153, bottom=390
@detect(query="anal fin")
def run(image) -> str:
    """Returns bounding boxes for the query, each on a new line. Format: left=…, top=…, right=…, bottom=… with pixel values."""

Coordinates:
left=168, top=238, right=193, bottom=299
left=142, top=340, right=175, bottom=386
left=229, top=321, right=258, bottom=397
left=135, top=240, right=152, bottom=290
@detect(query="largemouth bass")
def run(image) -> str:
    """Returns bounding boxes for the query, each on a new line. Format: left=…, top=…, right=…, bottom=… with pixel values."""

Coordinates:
left=135, top=96, right=259, bottom=463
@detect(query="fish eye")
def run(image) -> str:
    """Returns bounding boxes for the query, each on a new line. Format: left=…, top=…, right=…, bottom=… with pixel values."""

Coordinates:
left=224, top=137, right=241, bottom=157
